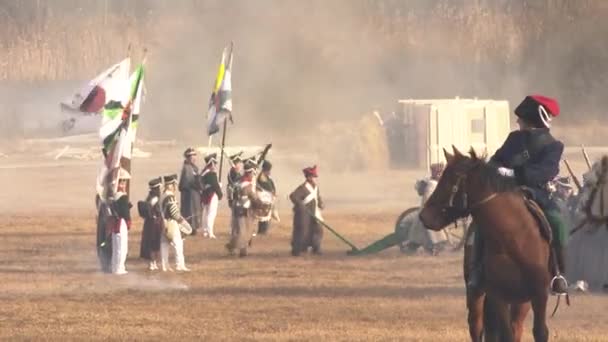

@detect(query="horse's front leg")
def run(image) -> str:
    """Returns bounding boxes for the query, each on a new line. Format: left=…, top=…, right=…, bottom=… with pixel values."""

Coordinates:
left=531, top=293, right=549, bottom=342
left=510, top=302, right=531, bottom=342
left=467, top=289, right=485, bottom=342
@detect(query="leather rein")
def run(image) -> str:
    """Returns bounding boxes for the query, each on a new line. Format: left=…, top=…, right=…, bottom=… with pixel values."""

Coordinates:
left=446, top=173, right=498, bottom=217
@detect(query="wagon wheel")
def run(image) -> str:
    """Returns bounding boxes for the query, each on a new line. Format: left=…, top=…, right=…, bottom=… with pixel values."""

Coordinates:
left=394, top=206, right=420, bottom=254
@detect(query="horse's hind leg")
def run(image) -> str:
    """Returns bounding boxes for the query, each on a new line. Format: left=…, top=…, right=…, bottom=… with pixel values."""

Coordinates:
left=510, top=302, right=531, bottom=342
left=467, top=290, right=485, bottom=342
left=531, top=294, right=549, bottom=342
left=486, top=297, right=514, bottom=342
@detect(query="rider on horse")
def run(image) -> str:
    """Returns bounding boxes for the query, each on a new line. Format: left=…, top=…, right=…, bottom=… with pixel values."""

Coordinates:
left=468, top=95, right=569, bottom=294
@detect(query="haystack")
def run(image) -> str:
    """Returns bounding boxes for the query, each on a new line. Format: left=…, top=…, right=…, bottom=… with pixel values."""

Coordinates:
left=317, top=113, right=389, bottom=172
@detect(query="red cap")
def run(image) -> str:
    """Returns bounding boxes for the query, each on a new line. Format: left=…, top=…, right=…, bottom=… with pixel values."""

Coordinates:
left=303, top=165, right=318, bottom=178
left=530, top=95, right=560, bottom=117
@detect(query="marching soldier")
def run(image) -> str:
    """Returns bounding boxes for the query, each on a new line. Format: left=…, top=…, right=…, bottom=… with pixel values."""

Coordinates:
left=200, top=153, right=223, bottom=239
left=160, top=174, right=190, bottom=272
left=139, top=177, right=163, bottom=271
left=110, top=168, right=132, bottom=275
left=227, top=152, right=244, bottom=236
left=178, top=147, right=202, bottom=235
left=468, top=95, right=568, bottom=294
left=289, top=165, right=324, bottom=256
left=226, top=159, right=267, bottom=257
left=227, top=152, right=244, bottom=207
left=256, top=160, right=277, bottom=235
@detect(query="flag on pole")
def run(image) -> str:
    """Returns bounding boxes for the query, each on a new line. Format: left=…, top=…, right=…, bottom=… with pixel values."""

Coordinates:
left=207, top=43, right=234, bottom=136
left=61, top=58, right=131, bottom=114
left=96, top=63, right=145, bottom=201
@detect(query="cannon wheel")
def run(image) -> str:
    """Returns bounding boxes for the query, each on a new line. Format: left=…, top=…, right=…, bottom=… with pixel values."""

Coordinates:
left=394, top=207, right=420, bottom=254
left=394, top=206, right=468, bottom=253
left=446, top=218, right=469, bottom=251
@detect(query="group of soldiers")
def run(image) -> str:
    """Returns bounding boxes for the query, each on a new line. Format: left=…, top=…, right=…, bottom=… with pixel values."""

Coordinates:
left=97, top=145, right=328, bottom=275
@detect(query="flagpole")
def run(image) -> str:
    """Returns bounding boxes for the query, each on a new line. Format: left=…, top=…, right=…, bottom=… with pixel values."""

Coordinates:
left=218, top=119, right=228, bottom=180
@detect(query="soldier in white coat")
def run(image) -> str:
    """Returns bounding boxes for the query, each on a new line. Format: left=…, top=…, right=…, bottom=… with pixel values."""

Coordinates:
left=160, top=174, right=190, bottom=272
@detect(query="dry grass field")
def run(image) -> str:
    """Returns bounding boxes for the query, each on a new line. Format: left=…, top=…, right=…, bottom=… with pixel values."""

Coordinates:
left=2, top=211, right=608, bottom=341
left=1, top=155, right=608, bottom=341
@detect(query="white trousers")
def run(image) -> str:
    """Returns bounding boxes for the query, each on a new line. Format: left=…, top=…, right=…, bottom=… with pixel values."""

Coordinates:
left=202, top=194, right=219, bottom=236
left=111, top=220, right=128, bottom=274
left=161, top=225, right=185, bottom=269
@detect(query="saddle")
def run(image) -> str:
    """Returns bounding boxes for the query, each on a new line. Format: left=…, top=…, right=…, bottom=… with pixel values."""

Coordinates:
left=520, top=191, right=565, bottom=288
left=521, top=193, right=553, bottom=244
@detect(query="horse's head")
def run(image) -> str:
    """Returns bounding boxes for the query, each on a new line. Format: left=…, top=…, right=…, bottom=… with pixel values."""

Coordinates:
left=419, top=146, right=486, bottom=231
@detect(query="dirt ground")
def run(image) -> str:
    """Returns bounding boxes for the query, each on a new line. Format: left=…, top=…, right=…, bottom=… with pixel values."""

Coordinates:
left=1, top=153, right=608, bottom=341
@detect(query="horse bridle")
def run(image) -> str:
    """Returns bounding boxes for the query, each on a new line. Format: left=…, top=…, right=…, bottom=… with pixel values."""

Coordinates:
left=444, top=172, right=498, bottom=219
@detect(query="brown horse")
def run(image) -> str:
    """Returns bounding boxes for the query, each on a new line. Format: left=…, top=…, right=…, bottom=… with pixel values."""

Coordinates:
left=419, top=147, right=553, bottom=342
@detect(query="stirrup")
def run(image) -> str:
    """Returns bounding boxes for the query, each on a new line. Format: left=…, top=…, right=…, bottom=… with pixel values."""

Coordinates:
left=550, top=274, right=569, bottom=295
left=550, top=275, right=571, bottom=318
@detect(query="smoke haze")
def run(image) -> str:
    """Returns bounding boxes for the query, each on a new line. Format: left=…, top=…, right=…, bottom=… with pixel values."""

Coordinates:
left=1, top=0, right=608, bottom=145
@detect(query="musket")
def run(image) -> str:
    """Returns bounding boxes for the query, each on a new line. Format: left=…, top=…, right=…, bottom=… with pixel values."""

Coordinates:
left=562, top=159, right=583, bottom=192
left=581, top=145, right=592, bottom=171
left=256, top=143, right=272, bottom=168
left=569, top=218, right=589, bottom=237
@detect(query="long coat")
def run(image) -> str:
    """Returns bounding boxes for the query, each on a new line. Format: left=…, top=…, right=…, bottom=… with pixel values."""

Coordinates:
left=139, top=192, right=162, bottom=260
left=289, top=181, right=324, bottom=255
left=179, top=161, right=202, bottom=232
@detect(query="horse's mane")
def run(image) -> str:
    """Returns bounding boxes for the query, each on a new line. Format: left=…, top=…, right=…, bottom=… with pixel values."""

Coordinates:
left=464, top=148, right=518, bottom=193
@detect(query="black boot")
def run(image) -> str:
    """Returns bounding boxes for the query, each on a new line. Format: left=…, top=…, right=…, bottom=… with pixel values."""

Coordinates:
left=551, top=247, right=568, bottom=294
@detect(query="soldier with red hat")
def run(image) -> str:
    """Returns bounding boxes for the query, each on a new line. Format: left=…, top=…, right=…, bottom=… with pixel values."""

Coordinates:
left=289, top=165, right=325, bottom=256
left=468, top=95, right=569, bottom=294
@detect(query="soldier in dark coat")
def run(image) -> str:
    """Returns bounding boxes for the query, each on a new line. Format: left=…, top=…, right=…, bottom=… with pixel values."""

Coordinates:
left=227, top=153, right=244, bottom=236
left=200, top=153, right=223, bottom=239
left=289, top=165, right=324, bottom=256
left=110, top=168, right=133, bottom=275
left=178, top=147, right=202, bottom=235
left=139, top=177, right=163, bottom=271
left=256, top=160, right=277, bottom=235
left=227, top=152, right=244, bottom=209
left=468, top=95, right=569, bottom=294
